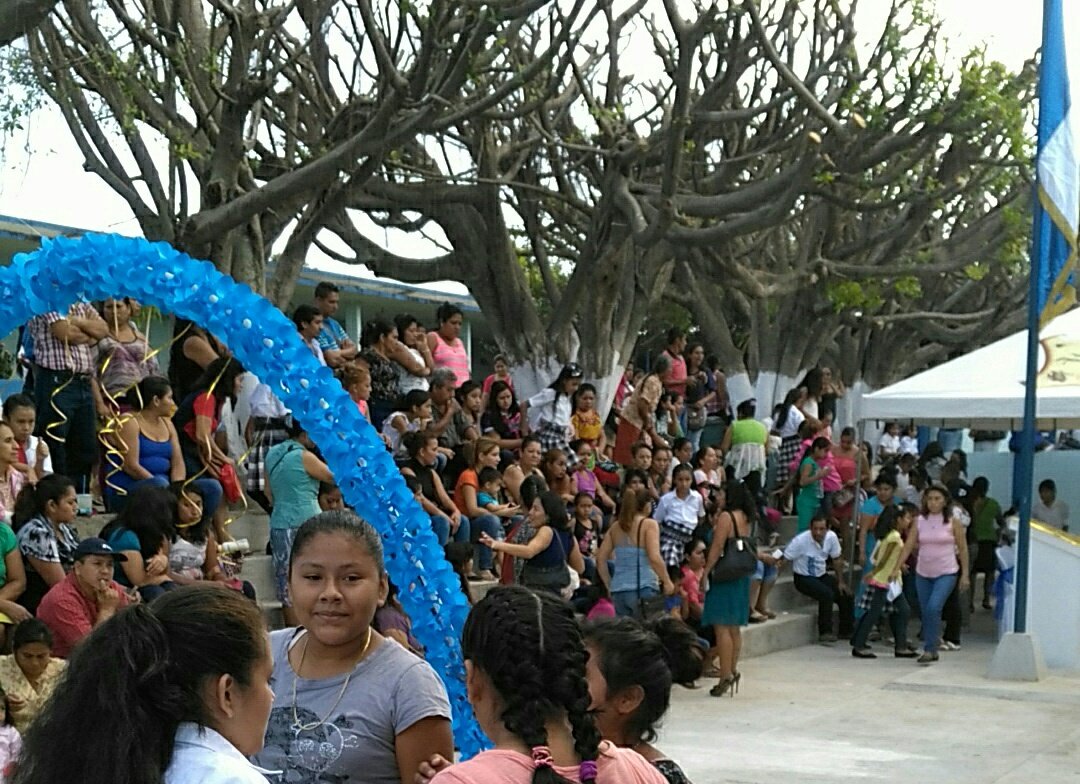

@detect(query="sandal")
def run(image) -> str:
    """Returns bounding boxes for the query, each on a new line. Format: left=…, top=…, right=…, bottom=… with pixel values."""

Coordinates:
left=749, top=612, right=767, bottom=624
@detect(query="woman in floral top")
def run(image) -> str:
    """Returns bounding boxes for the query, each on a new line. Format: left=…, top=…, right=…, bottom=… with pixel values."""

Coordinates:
left=361, top=318, right=410, bottom=431
left=13, top=475, right=81, bottom=614
left=0, top=619, right=65, bottom=733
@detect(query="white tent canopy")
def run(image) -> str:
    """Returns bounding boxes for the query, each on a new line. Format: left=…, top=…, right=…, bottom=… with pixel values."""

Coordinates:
left=862, top=307, right=1080, bottom=429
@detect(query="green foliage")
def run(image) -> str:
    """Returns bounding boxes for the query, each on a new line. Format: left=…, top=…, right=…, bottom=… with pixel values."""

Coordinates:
left=893, top=276, right=923, bottom=299
left=963, top=263, right=988, bottom=281
left=514, top=245, right=565, bottom=321
left=826, top=280, right=884, bottom=313
left=0, top=47, right=42, bottom=137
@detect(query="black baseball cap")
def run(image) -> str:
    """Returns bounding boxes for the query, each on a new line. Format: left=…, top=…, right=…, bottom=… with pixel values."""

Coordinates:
left=74, top=538, right=128, bottom=562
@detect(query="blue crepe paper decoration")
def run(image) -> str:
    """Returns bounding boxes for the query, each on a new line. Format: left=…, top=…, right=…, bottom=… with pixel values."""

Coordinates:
left=2, top=233, right=486, bottom=756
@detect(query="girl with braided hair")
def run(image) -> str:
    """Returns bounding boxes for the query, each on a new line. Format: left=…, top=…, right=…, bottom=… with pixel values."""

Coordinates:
left=418, top=586, right=666, bottom=784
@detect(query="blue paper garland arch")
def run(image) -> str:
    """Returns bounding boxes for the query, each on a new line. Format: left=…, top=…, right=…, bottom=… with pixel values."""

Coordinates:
left=1, top=233, right=485, bottom=755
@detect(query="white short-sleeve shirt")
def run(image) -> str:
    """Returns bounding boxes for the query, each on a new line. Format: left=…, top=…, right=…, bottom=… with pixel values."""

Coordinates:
left=783, top=530, right=841, bottom=577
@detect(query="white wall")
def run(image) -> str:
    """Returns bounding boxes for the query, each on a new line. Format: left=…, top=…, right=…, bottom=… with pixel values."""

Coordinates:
left=1027, top=525, right=1080, bottom=670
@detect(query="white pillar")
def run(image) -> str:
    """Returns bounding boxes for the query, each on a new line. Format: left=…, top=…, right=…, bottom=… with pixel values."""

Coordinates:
left=345, top=300, right=363, bottom=343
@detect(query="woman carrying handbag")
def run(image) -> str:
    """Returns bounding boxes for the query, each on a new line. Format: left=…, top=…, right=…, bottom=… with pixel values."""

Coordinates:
left=700, top=481, right=757, bottom=697
left=597, top=487, right=675, bottom=617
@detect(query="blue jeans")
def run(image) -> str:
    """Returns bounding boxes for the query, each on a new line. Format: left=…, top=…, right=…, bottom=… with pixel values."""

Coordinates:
left=34, top=368, right=97, bottom=493
left=431, top=514, right=471, bottom=547
left=105, top=475, right=170, bottom=512
left=137, top=581, right=176, bottom=603
left=916, top=573, right=958, bottom=654
left=470, top=513, right=503, bottom=571
left=612, top=586, right=658, bottom=617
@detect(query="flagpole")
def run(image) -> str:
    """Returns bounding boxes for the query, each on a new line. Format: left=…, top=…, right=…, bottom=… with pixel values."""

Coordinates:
left=989, top=0, right=1060, bottom=679
left=1014, top=236, right=1041, bottom=635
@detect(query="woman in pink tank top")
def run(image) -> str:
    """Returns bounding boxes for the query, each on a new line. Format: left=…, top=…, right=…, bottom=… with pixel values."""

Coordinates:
left=902, top=484, right=969, bottom=664
left=428, top=302, right=471, bottom=386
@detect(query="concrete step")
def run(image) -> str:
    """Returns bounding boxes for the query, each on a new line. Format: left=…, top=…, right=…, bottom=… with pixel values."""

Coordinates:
left=740, top=609, right=817, bottom=659
left=220, top=508, right=271, bottom=553
left=759, top=573, right=814, bottom=614
left=243, top=554, right=276, bottom=605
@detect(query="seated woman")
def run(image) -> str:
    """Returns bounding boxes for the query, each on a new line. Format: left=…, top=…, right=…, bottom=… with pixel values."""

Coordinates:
left=482, top=491, right=584, bottom=595
left=104, top=376, right=222, bottom=522
left=173, top=358, right=245, bottom=544
left=502, top=435, right=546, bottom=508
left=584, top=616, right=704, bottom=783
left=453, top=380, right=483, bottom=446
left=168, top=484, right=256, bottom=599
left=99, top=484, right=175, bottom=602
left=480, top=380, right=522, bottom=464
left=0, top=619, right=65, bottom=734
left=0, top=421, right=28, bottom=526
left=13, top=475, right=81, bottom=614
left=0, top=438, right=31, bottom=645
left=401, top=432, right=470, bottom=547
left=453, top=439, right=513, bottom=581
left=541, top=448, right=578, bottom=504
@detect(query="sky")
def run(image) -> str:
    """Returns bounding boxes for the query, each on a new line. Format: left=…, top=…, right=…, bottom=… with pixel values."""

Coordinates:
left=0, top=0, right=1049, bottom=291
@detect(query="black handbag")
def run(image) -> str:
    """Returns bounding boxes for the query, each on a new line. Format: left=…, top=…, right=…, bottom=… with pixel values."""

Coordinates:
left=710, top=511, right=757, bottom=583
left=634, top=523, right=668, bottom=621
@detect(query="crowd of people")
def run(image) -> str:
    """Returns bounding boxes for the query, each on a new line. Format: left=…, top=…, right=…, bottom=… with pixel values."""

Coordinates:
left=0, top=282, right=1039, bottom=782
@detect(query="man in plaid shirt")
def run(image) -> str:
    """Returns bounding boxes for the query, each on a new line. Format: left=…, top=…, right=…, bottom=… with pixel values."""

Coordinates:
left=28, top=303, right=107, bottom=495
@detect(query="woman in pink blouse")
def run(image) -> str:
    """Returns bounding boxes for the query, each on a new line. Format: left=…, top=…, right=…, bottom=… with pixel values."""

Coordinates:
left=901, top=484, right=969, bottom=665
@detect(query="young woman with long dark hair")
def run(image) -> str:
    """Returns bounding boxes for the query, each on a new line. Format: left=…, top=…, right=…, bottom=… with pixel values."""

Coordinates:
left=11, top=586, right=274, bottom=784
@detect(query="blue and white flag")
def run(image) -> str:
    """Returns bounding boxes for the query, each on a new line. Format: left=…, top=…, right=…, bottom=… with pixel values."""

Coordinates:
left=1034, top=0, right=1080, bottom=324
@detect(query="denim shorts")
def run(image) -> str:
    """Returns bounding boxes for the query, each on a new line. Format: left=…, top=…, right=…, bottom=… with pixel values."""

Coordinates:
left=270, top=527, right=299, bottom=607
left=754, top=559, right=778, bottom=582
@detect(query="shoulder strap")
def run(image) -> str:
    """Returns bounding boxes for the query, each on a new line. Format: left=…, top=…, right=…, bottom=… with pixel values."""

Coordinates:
left=635, top=518, right=649, bottom=586
left=266, top=441, right=301, bottom=476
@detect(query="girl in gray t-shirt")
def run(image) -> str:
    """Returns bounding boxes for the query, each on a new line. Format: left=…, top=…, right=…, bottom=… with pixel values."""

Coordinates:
left=251, top=510, right=453, bottom=783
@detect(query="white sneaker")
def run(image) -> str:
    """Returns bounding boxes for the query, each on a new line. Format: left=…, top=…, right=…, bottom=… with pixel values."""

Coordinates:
left=940, top=641, right=961, bottom=651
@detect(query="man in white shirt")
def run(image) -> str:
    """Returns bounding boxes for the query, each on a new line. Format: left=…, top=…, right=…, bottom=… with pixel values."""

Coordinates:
left=773, top=515, right=853, bottom=643
left=1033, top=479, right=1070, bottom=532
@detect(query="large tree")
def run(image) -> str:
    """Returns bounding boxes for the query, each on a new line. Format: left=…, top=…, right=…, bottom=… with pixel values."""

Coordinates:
left=308, top=0, right=1034, bottom=403
left=20, top=0, right=593, bottom=296
left=670, top=15, right=1035, bottom=404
